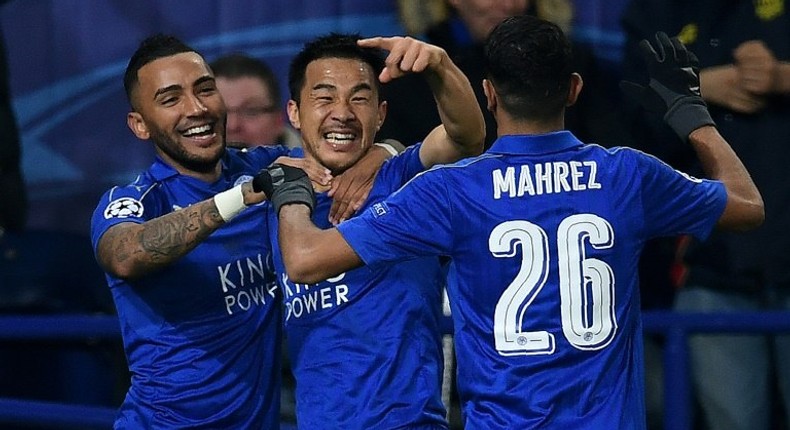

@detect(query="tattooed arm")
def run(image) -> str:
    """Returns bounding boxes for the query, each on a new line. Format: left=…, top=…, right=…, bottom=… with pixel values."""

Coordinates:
left=96, top=182, right=262, bottom=280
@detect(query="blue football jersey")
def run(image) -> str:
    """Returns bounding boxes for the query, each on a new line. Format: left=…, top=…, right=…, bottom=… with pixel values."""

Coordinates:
left=90, top=146, right=288, bottom=429
left=338, top=132, right=727, bottom=429
left=269, top=144, right=449, bottom=429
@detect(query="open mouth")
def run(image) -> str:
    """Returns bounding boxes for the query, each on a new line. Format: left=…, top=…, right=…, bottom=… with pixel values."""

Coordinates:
left=181, top=123, right=217, bottom=140
left=324, top=132, right=356, bottom=149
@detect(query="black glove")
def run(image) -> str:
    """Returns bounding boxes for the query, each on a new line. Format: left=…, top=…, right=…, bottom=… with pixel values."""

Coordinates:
left=252, top=164, right=316, bottom=215
left=620, top=32, right=715, bottom=141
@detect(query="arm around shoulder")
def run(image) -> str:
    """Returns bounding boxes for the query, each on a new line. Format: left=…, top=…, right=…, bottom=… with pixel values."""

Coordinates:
left=96, top=182, right=267, bottom=279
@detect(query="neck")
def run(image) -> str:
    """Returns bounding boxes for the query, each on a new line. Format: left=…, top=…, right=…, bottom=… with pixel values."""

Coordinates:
left=496, top=116, right=565, bottom=136
left=178, top=164, right=222, bottom=183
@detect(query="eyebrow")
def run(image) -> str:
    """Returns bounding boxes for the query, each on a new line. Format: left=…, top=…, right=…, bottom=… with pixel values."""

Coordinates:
left=311, top=83, right=336, bottom=92
left=311, top=82, right=373, bottom=93
left=153, top=84, right=182, bottom=99
left=153, top=75, right=215, bottom=99
left=352, top=83, right=373, bottom=93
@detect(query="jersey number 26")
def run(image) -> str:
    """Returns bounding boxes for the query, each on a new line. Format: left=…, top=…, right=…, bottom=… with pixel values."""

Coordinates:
left=489, top=214, right=616, bottom=357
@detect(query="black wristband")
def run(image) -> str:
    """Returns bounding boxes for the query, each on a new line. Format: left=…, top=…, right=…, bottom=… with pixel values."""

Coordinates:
left=664, top=98, right=716, bottom=141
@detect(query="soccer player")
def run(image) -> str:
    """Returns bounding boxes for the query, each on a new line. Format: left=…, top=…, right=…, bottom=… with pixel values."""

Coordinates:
left=90, top=34, right=391, bottom=428
left=267, top=16, right=764, bottom=429
left=266, top=33, right=484, bottom=429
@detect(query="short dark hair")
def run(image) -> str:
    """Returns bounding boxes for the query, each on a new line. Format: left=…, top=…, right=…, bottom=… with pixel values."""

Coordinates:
left=123, top=34, right=197, bottom=108
left=484, top=15, right=573, bottom=121
left=210, top=53, right=282, bottom=106
left=288, top=33, right=385, bottom=104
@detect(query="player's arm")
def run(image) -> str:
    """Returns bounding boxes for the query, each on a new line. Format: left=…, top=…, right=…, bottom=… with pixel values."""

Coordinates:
left=279, top=204, right=362, bottom=283
left=97, top=180, right=266, bottom=280
left=255, top=164, right=361, bottom=283
left=687, top=126, right=763, bottom=230
left=621, top=32, right=764, bottom=231
left=358, top=37, right=485, bottom=168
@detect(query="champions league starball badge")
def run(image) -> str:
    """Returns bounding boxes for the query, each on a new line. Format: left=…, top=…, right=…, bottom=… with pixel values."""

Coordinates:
left=104, top=197, right=144, bottom=219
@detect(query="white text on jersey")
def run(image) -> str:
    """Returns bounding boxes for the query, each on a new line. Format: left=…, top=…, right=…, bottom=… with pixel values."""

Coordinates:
left=493, top=161, right=601, bottom=199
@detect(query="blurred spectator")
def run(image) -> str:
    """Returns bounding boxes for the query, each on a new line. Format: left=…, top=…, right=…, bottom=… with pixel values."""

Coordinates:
left=384, top=0, right=629, bottom=150
left=210, top=53, right=301, bottom=149
left=622, top=1, right=790, bottom=429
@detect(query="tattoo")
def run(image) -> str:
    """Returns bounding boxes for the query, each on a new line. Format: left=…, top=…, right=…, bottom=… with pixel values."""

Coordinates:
left=98, top=199, right=224, bottom=278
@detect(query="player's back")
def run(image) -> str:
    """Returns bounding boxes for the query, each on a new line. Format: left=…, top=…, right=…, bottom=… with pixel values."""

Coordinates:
left=341, top=131, right=725, bottom=428
left=427, top=132, right=722, bottom=429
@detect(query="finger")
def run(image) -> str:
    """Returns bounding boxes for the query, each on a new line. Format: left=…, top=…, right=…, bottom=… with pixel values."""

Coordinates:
left=654, top=31, right=671, bottom=61
left=397, top=39, right=422, bottom=72
left=358, top=36, right=393, bottom=50
left=284, top=158, right=331, bottom=186
left=338, top=184, right=370, bottom=223
left=379, top=68, right=394, bottom=83
left=328, top=176, right=354, bottom=223
left=669, top=37, right=688, bottom=64
left=639, top=39, right=659, bottom=63
left=349, top=190, right=370, bottom=216
left=328, top=197, right=350, bottom=225
left=334, top=190, right=368, bottom=225
left=382, top=42, right=407, bottom=82
left=687, top=50, right=701, bottom=69
left=411, top=49, right=432, bottom=74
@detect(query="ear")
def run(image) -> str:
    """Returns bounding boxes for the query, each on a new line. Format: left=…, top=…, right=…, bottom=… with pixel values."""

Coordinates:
left=482, top=79, right=497, bottom=113
left=286, top=100, right=301, bottom=129
left=566, top=73, right=583, bottom=107
left=127, top=111, right=150, bottom=140
left=376, top=100, right=387, bottom=132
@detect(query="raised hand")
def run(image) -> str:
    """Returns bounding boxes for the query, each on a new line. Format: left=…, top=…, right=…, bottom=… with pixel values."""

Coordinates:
left=620, top=32, right=715, bottom=140
left=358, top=36, right=447, bottom=83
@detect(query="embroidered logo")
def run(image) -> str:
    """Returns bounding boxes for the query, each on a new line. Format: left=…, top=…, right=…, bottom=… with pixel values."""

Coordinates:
left=235, top=175, right=253, bottom=187
left=371, top=202, right=388, bottom=217
left=104, top=197, right=144, bottom=219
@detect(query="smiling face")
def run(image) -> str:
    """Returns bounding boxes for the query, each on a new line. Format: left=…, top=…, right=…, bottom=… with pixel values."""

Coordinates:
left=127, top=52, right=226, bottom=179
left=287, top=57, right=386, bottom=174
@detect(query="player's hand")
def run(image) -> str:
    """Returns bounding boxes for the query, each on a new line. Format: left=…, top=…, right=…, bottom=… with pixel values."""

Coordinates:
left=358, top=36, right=446, bottom=83
left=620, top=32, right=715, bottom=141
left=273, top=156, right=332, bottom=187
left=252, top=164, right=316, bottom=215
left=327, top=147, right=389, bottom=225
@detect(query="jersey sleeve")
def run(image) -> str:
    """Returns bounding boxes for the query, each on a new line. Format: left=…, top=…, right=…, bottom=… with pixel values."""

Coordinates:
left=245, top=145, right=291, bottom=168
left=632, top=149, right=727, bottom=240
left=337, top=167, right=453, bottom=265
left=371, top=144, right=426, bottom=193
left=90, top=184, right=165, bottom=253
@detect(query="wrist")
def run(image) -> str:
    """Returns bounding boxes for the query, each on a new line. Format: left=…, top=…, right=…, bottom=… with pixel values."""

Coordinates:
left=665, top=98, right=716, bottom=142
left=279, top=201, right=312, bottom=218
left=214, top=184, right=247, bottom=222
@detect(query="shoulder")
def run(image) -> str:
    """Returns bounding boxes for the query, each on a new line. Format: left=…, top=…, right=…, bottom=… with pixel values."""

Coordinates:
left=227, top=145, right=291, bottom=170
